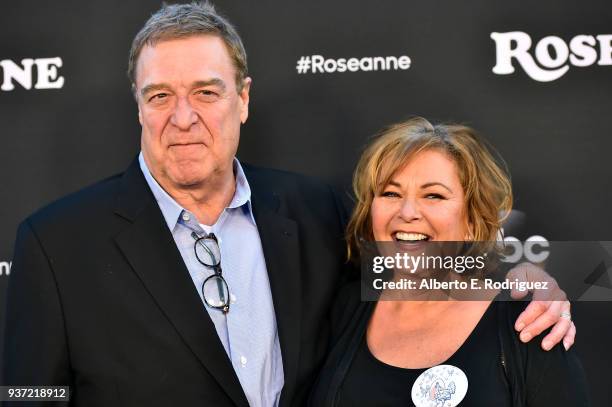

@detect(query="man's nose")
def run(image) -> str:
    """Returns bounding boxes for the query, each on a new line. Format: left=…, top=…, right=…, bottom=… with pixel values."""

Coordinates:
left=170, top=97, right=198, bottom=130
left=398, top=198, right=422, bottom=222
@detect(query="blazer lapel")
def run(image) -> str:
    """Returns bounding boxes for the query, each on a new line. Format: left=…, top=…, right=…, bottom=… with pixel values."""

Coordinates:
left=112, top=160, right=249, bottom=407
left=247, top=171, right=302, bottom=405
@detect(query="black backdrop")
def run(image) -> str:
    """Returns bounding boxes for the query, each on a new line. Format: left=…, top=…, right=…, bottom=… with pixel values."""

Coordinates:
left=1, top=1, right=611, bottom=405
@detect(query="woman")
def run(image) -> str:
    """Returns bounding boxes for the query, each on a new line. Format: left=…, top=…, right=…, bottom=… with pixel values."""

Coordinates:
left=309, top=117, right=589, bottom=406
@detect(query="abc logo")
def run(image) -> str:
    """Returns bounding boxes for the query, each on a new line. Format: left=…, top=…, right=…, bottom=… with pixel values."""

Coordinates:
left=501, top=235, right=550, bottom=263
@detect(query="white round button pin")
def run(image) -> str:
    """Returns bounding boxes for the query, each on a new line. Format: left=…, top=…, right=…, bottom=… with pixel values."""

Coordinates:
left=411, top=364, right=468, bottom=407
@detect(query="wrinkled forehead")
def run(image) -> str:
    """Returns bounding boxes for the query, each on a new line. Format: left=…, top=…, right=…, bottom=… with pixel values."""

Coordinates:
left=134, top=34, right=235, bottom=85
left=375, top=146, right=462, bottom=191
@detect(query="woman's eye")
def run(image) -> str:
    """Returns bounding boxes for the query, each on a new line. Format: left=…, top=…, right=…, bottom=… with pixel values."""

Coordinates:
left=381, top=191, right=400, bottom=198
left=425, top=193, right=444, bottom=200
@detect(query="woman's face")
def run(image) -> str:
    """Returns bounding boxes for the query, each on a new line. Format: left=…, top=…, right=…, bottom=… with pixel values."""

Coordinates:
left=371, top=149, right=471, bottom=243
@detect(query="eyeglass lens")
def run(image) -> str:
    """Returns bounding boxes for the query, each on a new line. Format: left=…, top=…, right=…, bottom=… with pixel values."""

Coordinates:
left=202, top=275, right=230, bottom=308
left=195, top=236, right=221, bottom=267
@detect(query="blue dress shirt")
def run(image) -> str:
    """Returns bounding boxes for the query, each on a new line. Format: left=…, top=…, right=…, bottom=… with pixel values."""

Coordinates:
left=139, top=153, right=284, bottom=407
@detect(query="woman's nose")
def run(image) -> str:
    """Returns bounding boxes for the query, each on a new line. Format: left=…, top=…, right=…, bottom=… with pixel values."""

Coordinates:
left=398, top=198, right=422, bottom=222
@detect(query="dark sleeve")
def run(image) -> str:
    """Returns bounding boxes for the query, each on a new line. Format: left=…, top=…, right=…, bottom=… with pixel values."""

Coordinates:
left=2, top=220, right=72, bottom=392
left=329, top=185, right=352, bottom=232
left=503, top=300, right=590, bottom=406
left=524, top=338, right=590, bottom=406
left=328, top=281, right=361, bottom=349
left=328, top=185, right=360, bottom=286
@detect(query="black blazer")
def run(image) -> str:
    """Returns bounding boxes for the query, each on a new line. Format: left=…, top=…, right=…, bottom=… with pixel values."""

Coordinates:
left=2, top=159, right=351, bottom=406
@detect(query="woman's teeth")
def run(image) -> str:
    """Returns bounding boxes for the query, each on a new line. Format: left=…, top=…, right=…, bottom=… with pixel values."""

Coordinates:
left=395, top=232, right=429, bottom=242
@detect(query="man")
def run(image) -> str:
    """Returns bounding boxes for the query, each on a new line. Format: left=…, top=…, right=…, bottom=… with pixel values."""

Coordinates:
left=2, top=2, right=574, bottom=406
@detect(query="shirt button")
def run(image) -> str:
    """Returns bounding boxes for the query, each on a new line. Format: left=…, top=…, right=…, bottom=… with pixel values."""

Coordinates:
left=230, top=293, right=237, bottom=304
left=181, top=212, right=190, bottom=221
left=240, top=356, right=247, bottom=367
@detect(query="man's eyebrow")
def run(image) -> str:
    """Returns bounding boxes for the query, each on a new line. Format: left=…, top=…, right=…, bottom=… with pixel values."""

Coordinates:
left=140, top=79, right=227, bottom=98
left=192, top=78, right=226, bottom=91
left=140, top=83, right=171, bottom=97
left=421, top=182, right=453, bottom=193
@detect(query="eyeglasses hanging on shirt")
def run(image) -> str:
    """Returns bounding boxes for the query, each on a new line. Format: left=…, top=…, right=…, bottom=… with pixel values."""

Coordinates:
left=191, top=231, right=230, bottom=313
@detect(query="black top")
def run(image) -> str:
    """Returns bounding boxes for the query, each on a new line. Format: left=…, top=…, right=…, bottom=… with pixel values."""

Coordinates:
left=309, top=282, right=590, bottom=406
left=337, top=300, right=510, bottom=406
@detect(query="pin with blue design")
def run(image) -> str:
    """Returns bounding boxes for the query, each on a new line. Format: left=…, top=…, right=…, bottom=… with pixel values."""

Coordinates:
left=411, top=364, right=468, bottom=407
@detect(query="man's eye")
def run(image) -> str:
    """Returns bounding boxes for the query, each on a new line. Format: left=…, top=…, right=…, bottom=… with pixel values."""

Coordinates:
left=149, top=93, right=168, bottom=102
left=197, top=90, right=218, bottom=97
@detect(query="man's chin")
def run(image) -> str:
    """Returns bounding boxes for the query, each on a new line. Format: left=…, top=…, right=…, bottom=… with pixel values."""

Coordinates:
left=171, top=174, right=209, bottom=189
left=158, top=163, right=208, bottom=188
left=169, top=143, right=206, bottom=153
left=161, top=158, right=232, bottom=190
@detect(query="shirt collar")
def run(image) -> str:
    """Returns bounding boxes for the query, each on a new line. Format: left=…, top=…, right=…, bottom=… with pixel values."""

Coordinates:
left=138, top=152, right=255, bottom=231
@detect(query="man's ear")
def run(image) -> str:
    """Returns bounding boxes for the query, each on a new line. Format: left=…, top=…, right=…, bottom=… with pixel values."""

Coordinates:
left=239, top=77, right=252, bottom=124
left=133, top=84, right=144, bottom=126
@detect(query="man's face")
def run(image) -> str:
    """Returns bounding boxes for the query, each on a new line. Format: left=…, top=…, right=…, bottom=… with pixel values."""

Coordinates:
left=135, top=35, right=251, bottom=190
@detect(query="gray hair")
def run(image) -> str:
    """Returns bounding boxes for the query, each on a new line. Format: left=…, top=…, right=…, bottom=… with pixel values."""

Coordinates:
left=127, top=1, right=248, bottom=93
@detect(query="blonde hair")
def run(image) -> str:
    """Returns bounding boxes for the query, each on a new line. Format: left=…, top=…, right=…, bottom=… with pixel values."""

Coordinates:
left=346, top=117, right=512, bottom=261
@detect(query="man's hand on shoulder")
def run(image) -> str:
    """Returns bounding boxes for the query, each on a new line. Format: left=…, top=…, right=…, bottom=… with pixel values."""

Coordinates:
left=506, top=262, right=575, bottom=351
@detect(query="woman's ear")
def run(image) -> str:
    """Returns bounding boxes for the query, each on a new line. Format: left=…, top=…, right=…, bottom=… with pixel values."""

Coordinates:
left=464, top=220, right=475, bottom=241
